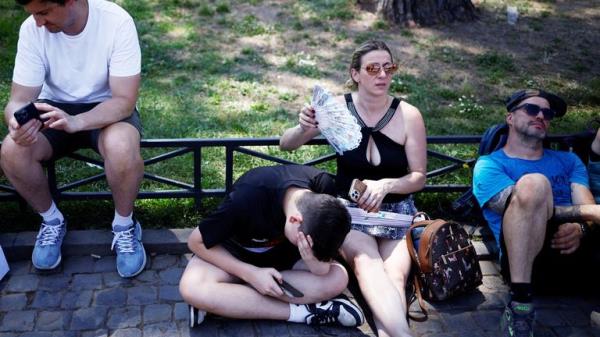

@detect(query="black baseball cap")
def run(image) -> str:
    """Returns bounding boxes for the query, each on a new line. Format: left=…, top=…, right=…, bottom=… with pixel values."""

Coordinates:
left=506, top=89, right=567, bottom=118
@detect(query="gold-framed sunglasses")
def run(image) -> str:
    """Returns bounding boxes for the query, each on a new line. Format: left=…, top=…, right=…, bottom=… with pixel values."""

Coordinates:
left=362, top=63, right=398, bottom=76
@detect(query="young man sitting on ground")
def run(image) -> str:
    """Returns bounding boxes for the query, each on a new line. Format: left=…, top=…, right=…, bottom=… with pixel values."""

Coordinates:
left=179, top=164, right=364, bottom=328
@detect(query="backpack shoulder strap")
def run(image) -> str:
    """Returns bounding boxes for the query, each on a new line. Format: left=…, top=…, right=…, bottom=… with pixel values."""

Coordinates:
left=417, top=219, right=448, bottom=272
left=479, top=123, right=509, bottom=156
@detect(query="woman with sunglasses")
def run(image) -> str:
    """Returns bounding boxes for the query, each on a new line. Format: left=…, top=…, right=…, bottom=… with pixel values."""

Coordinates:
left=280, top=40, right=425, bottom=337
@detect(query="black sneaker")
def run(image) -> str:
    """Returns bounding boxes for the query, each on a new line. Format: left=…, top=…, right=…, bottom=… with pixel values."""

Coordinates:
left=500, top=301, right=535, bottom=337
left=305, top=295, right=365, bottom=327
left=189, top=305, right=206, bottom=328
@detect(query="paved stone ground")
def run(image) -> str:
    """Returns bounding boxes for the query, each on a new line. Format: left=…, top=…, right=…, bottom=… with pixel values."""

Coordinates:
left=1, top=254, right=599, bottom=337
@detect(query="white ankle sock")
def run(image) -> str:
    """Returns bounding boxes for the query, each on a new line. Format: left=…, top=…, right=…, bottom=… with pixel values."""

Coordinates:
left=288, top=303, right=311, bottom=323
left=112, top=211, right=133, bottom=229
left=39, top=201, right=64, bottom=224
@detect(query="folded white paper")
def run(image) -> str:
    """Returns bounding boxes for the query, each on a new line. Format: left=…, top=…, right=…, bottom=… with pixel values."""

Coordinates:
left=346, top=206, right=412, bottom=228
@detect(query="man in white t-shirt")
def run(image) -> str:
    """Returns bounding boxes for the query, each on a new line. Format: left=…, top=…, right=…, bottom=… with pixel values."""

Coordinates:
left=1, top=0, right=146, bottom=278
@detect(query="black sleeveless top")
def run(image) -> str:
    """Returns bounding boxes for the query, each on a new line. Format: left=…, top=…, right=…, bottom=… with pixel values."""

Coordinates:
left=336, top=94, right=410, bottom=203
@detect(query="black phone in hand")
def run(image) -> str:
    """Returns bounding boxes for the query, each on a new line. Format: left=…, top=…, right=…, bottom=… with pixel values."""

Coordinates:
left=280, top=279, right=304, bottom=298
left=14, top=102, right=44, bottom=126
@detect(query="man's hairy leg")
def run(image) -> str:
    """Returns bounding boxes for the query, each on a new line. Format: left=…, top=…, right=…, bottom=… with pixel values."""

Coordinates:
left=98, top=122, right=143, bottom=216
left=502, top=174, right=553, bottom=283
left=179, top=256, right=291, bottom=320
left=0, top=135, right=53, bottom=212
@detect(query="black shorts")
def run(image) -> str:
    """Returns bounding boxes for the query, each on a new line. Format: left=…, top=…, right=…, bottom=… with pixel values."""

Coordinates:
left=221, top=239, right=301, bottom=271
left=499, top=220, right=600, bottom=295
left=37, top=99, right=142, bottom=160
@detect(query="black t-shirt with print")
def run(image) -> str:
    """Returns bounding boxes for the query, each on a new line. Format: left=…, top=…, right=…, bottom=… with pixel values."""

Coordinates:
left=198, top=165, right=336, bottom=250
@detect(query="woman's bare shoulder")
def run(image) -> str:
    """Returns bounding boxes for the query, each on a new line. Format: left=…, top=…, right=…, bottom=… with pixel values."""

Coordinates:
left=398, top=100, right=421, bottom=115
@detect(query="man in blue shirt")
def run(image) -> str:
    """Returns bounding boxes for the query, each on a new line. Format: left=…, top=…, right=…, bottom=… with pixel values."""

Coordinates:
left=473, top=89, right=598, bottom=337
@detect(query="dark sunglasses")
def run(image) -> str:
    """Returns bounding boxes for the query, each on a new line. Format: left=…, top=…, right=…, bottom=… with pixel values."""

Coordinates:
left=511, top=103, right=556, bottom=121
left=362, top=63, right=398, bottom=76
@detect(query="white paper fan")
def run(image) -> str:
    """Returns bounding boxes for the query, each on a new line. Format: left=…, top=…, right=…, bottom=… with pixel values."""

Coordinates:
left=311, top=85, right=362, bottom=154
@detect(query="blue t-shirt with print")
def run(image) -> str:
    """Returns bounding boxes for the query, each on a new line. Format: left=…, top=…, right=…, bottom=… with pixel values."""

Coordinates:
left=473, top=148, right=589, bottom=246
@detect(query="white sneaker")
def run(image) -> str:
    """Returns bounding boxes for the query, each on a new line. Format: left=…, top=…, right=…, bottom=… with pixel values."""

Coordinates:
left=304, top=294, right=365, bottom=327
left=189, top=305, right=206, bottom=328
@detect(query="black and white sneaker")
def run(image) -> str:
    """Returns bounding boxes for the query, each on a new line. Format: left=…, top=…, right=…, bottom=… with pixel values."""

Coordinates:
left=189, top=305, right=206, bottom=328
left=305, top=294, right=365, bottom=327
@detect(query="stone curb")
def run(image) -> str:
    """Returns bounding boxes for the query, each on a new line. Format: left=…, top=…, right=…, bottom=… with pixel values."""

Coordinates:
left=0, top=228, right=193, bottom=262
left=1, top=226, right=498, bottom=263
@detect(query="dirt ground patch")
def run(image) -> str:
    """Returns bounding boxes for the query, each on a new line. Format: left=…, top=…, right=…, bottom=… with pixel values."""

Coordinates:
left=217, top=0, right=599, bottom=119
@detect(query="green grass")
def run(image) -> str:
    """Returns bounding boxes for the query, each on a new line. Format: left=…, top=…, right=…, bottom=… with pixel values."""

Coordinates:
left=1, top=0, right=599, bottom=231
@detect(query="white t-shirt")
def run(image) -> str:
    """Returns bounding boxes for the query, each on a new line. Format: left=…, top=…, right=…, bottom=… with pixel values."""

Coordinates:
left=13, top=0, right=141, bottom=103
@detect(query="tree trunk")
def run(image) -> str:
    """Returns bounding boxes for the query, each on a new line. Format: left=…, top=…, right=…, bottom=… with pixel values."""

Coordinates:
left=358, top=0, right=477, bottom=27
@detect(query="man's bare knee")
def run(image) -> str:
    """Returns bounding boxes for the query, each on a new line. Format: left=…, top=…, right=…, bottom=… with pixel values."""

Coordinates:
left=179, top=263, right=219, bottom=308
left=319, top=263, right=349, bottom=298
left=1, top=137, right=43, bottom=170
left=511, top=173, right=552, bottom=208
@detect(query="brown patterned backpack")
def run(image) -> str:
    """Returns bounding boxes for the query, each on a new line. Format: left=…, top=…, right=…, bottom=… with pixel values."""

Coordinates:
left=406, top=214, right=482, bottom=319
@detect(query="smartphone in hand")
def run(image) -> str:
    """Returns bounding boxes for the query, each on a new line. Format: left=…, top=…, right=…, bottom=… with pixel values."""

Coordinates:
left=348, top=179, right=367, bottom=202
left=13, top=102, right=44, bottom=126
left=275, top=277, right=304, bottom=298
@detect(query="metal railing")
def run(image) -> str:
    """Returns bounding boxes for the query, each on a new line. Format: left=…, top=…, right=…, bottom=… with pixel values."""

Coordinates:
left=0, top=134, right=580, bottom=207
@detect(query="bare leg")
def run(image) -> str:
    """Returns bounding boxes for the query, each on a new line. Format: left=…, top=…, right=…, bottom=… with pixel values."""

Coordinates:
left=341, top=230, right=413, bottom=337
left=503, top=173, right=553, bottom=283
left=97, top=122, right=143, bottom=216
left=179, top=256, right=349, bottom=319
left=179, top=256, right=290, bottom=319
left=0, top=135, right=54, bottom=212
left=379, top=238, right=411, bottom=317
left=281, top=259, right=349, bottom=304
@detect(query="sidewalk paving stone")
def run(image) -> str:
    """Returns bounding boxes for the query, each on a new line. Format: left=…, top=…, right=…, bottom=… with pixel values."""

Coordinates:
left=72, top=274, right=104, bottom=290
left=81, top=330, right=108, bottom=337
left=38, top=274, right=71, bottom=290
left=70, top=306, right=108, bottom=330
left=173, top=302, right=188, bottom=321
left=133, top=270, right=158, bottom=284
left=36, top=310, right=71, bottom=331
left=102, top=271, right=133, bottom=288
left=0, top=251, right=598, bottom=337
left=61, top=290, right=93, bottom=309
left=410, top=314, right=444, bottom=335
left=143, top=304, right=172, bottom=324
left=150, top=255, right=178, bottom=270
left=109, top=328, right=141, bottom=337
left=127, top=285, right=158, bottom=305
left=159, top=285, right=183, bottom=301
left=6, top=274, right=39, bottom=292
left=158, top=267, right=184, bottom=285
left=107, top=306, right=141, bottom=329
left=95, top=287, right=127, bottom=306
left=32, top=290, right=64, bottom=308
left=0, top=293, right=27, bottom=311
left=1, top=310, right=36, bottom=332
left=143, top=321, right=179, bottom=336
